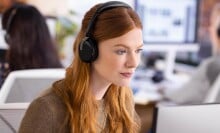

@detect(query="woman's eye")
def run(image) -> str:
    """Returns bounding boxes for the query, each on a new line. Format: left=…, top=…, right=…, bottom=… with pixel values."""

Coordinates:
left=136, top=49, right=143, bottom=53
left=115, top=50, right=126, bottom=55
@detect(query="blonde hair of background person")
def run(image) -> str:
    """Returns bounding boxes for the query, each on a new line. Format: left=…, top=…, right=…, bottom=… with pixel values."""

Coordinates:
left=161, top=3, right=220, bottom=105
left=209, top=3, right=220, bottom=55
left=19, top=1, right=143, bottom=133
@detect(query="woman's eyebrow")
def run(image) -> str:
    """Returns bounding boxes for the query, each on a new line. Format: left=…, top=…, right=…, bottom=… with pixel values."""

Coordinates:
left=114, top=44, right=128, bottom=48
left=114, top=44, right=144, bottom=49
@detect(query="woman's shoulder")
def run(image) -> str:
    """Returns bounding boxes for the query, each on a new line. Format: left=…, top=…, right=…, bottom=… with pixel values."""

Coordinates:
left=19, top=88, right=68, bottom=133
left=23, top=88, right=68, bottom=125
left=31, top=88, right=66, bottom=113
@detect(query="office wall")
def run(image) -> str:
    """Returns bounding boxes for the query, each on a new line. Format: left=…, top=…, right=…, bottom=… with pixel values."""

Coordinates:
left=26, top=0, right=133, bottom=17
left=26, top=0, right=68, bottom=16
left=0, top=0, right=27, bottom=13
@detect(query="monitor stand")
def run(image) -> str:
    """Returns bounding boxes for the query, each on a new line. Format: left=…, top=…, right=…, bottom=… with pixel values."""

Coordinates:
left=142, top=43, right=199, bottom=80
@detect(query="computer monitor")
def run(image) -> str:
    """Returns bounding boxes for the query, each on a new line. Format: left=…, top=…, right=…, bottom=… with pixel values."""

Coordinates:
left=135, top=0, right=199, bottom=44
left=152, top=104, right=220, bottom=133
left=134, top=0, right=200, bottom=78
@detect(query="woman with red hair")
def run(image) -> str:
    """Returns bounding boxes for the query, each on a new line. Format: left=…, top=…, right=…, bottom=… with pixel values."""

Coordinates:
left=19, top=1, right=143, bottom=132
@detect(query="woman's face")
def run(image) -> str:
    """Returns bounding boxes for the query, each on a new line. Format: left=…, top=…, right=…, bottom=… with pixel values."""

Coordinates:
left=91, top=28, right=143, bottom=87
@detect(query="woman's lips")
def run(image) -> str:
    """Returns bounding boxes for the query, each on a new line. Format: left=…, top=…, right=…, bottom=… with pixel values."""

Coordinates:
left=120, top=73, right=133, bottom=78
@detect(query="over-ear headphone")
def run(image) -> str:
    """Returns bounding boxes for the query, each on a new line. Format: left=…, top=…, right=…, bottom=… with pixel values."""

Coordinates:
left=217, top=26, right=220, bottom=37
left=78, top=1, right=131, bottom=63
left=215, top=15, right=220, bottom=37
left=4, top=8, right=18, bottom=44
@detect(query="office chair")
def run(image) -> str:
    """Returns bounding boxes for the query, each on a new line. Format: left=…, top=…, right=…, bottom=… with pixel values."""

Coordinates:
left=0, top=103, right=29, bottom=133
left=204, top=73, right=220, bottom=103
left=0, top=69, right=65, bottom=103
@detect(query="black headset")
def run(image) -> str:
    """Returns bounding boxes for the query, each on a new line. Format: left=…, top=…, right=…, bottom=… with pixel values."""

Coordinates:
left=217, top=26, right=220, bottom=37
left=78, top=1, right=131, bottom=63
left=216, top=16, right=220, bottom=37
left=4, top=7, right=18, bottom=44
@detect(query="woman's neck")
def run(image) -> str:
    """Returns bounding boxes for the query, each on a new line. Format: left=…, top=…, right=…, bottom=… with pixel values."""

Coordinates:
left=90, top=72, right=111, bottom=100
left=90, top=79, right=110, bottom=100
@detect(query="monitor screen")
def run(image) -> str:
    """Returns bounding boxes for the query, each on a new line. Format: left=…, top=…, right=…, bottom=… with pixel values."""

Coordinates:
left=152, top=104, right=220, bottom=133
left=135, top=0, right=199, bottom=44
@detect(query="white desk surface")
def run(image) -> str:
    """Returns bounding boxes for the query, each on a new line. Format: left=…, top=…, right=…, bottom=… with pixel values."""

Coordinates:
left=132, top=65, right=195, bottom=105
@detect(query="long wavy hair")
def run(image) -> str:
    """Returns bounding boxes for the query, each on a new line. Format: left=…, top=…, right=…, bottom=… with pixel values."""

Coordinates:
left=2, top=3, right=62, bottom=71
left=53, top=3, right=142, bottom=133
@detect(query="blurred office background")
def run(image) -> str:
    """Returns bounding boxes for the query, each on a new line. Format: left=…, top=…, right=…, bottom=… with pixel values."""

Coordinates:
left=1, top=0, right=220, bottom=133
left=0, top=0, right=220, bottom=98
left=0, top=0, right=218, bottom=67
left=0, top=0, right=219, bottom=101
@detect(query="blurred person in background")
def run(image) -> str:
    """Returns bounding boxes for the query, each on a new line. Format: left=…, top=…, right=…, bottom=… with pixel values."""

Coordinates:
left=161, top=3, right=220, bottom=105
left=0, top=3, right=63, bottom=87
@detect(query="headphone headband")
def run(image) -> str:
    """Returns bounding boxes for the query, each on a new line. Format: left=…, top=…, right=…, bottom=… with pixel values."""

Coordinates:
left=85, top=1, right=131, bottom=37
left=4, top=8, right=18, bottom=44
left=5, top=8, right=17, bottom=33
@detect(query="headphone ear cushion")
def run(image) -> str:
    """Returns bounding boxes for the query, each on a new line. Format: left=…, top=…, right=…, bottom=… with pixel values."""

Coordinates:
left=217, top=26, right=220, bottom=37
left=79, top=37, right=98, bottom=63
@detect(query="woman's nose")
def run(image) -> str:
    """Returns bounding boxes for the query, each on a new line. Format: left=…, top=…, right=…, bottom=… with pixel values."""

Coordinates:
left=126, top=52, right=139, bottom=68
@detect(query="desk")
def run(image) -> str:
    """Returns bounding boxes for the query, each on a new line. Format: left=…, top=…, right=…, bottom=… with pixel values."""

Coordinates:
left=135, top=102, right=155, bottom=133
left=132, top=68, right=192, bottom=105
left=132, top=68, right=192, bottom=132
